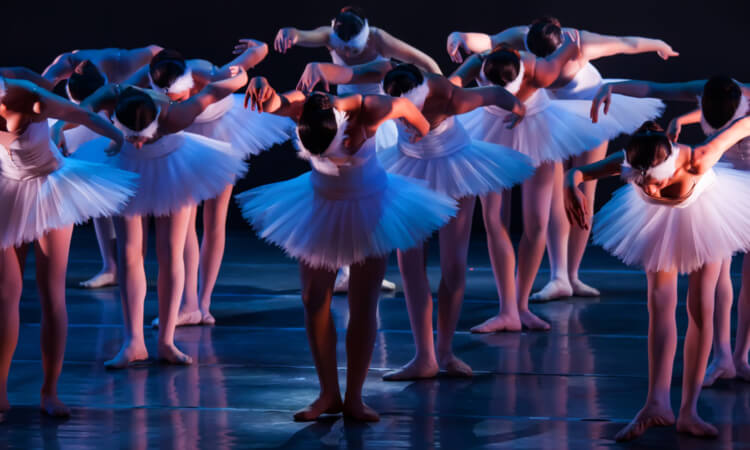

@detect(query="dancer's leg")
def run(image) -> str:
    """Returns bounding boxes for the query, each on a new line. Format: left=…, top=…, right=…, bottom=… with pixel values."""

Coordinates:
left=80, top=217, right=118, bottom=288
left=735, top=254, right=750, bottom=380
left=704, top=258, right=736, bottom=387
left=0, top=245, right=25, bottom=412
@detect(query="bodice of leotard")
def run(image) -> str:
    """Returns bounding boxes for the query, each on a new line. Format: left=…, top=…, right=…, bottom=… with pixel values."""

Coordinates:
left=481, top=86, right=551, bottom=117
left=309, top=136, right=387, bottom=200
left=396, top=116, right=470, bottom=159
left=549, top=63, right=603, bottom=100
left=329, top=52, right=388, bottom=95
left=698, top=96, right=750, bottom=168
left=0, top=120, right=61, bottom=180
left=192, top=94, right=235, bottom=124
left=118, top=132, right=185, bottom=160
left=633, top=169, right=716, bottom=209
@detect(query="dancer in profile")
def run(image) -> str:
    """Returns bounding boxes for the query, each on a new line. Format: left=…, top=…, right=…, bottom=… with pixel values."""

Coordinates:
left=295, top=58, right=534, bottom=379
left=0, top=76, right=136, bottom=416
left=42, top=44, right=163, bottom=288
left=71, top=66, right=249, bottom=368
left=447, top=17, right=672, bottom=301
left=565, top=118, right=750, bottom=441
left=240, top=76, right=457, bottom=421
left=129, top=43, right=293, bottom=327
left=275, top=5, right=442, bottom=292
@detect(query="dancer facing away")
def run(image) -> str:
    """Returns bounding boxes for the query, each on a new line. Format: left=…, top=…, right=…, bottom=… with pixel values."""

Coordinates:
left=452, top=37, right=619, bottom=332
left=0, top=76, right=137, bottom=416
left=240, top=76, right=457, bottom=421
left=447, top=17, right=674, bottom=301
left=295, top=58, right=533, bottom=379
left=275, top=5, right=442, bottom=292
left=566, top=118, right=750, bottom=441
left=590, top=76, right=750, bottom=387
left=69, top=66, right=249, bottom=368
left=42, top=44, right=163, bottom=288
left=129, top=43, right=294, bottom=327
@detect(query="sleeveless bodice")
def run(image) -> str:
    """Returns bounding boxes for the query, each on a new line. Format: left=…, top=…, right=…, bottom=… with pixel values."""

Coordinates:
left=549, top=63, right=603, bottom=100
left=0, top=120, right=61, bottom=181
left=310, top=136, right=387, bottom=200
left=633, top=170, right=716, bottom=209
left=329, top=52, right=388, bottom=96
left=192, top=94, right=235, bottom=124
left=396, top=116, right=470, bottom=159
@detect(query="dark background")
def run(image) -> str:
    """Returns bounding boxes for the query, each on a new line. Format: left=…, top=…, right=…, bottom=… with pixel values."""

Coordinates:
left=4, top=0, right=749, bottom=233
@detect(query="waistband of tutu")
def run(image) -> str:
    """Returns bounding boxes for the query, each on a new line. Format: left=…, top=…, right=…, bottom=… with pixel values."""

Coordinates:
left=397, top=118, right=471, bottom=159
left=119, top=134, right=184, bottom=160
left=311, top=156, right=388, bottom=200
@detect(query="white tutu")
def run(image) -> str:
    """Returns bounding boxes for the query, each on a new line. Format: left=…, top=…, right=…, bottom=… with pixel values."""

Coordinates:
left=236, top=137, right=457, bottom=270
left=82, top=132, right=247, bottom=217
left=379, top=116, right=534, bottom=198
left=460, top=89, right=614, bottom=166
left=375, top=119, right=398, bottom=150
left=593, top=167, right=750, bottom=274
left=0, top=121, right=137, bottom=249
left=186, top=94, right=294, bottom=158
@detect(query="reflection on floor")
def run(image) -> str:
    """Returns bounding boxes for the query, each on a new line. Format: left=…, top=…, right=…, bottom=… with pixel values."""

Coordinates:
left=3, top=226, right=750, bottom=449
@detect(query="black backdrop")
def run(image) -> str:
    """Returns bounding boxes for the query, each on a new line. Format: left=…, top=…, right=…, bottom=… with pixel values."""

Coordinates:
left=3, top=0, right=749, bottom=233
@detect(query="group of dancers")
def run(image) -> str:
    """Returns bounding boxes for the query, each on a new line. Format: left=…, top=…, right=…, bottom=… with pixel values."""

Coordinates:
left=2, top=6, right=750, bottom=443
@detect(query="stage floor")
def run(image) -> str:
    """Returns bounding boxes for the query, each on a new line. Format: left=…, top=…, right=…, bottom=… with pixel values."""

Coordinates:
left=3, top=226, right=750, bottom=449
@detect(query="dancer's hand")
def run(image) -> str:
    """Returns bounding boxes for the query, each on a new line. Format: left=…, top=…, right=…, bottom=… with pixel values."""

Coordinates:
left=590, top=84, right=612, bottom=123
left=274, top=28, right=299, bottom=53
left=104, top=139, right=123, bottom=156
left=656, top=41, right=679, bottom=60
left=563, top=29, right=582, bottom=54
left=666, top=118, right=682, bottom=142
left=503, top=103, right=525, bottom=129
left=564, top=171, right=589, bottom=229
left=297, top=63, right=330, bottom=94
left=233, top=38, right=265, bottom=55
left=50, top=121, right=69, bottom=156
left=244, top=76, right=274, bottom=112
left=446, top=32, right=469, bottom=63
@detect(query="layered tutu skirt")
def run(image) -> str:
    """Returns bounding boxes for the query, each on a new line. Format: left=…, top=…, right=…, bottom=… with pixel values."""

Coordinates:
left=82, top=132, right=247, bottom=217
left=378, top=117, right=534, bottom=198
left=0, top=156, right=138, bottom=249
left=65, top=126, right=112, bottom=164
left=186, top=94, right=294, bottom=157
left=593, top=167, right=750, bottom=274
left=236, top=144, right=457, bottom=270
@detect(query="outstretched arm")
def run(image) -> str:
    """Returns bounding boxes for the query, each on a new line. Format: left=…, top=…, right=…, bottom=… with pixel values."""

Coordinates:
left=580, top=30, right=678, bottom=61
left=274, top=26, right=331, bottom=53
left=221, top=39, right=269, bottom=74
left=296, top=60, right=394, bottom=93
left=666, top=108, right=702, bottom=142
left=446, top=27, right=528, bottom=63
left=448, top=53, right=483, bottom=87
left=374, top=29, right=441, bottom=74
left=692, top=116, right=750, bottom=174
left=448, top=84, right=525, bottom=124
left=565, top=152, right=624, bottom=229
left=0, top=67, right=55, bottom=91
left=363, top=94, right=429, bottom=138
left=244, top=76, right=306, bottom=119
left=591, top=80, right=705, bottom=122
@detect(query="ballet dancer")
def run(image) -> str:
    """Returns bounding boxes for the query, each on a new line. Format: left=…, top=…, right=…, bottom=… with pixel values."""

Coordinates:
left=295, top=59, right=534, bottom=379
left=239, top=76, right=457, bottom=421
left=70, top=66, right=250, bottom=368
left=447, top=16, right=673, bottom=301
left=0, top=76, right=136, bottom=416
left=565, top=118, right=750, bottom=440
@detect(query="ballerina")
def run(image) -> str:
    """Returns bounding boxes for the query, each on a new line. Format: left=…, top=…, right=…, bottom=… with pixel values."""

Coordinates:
left=565, top=118, right=750, bottom=441
left=447, top=16, right=673, bottom=301
left=239, top=76, right=457, bottom=421
left=591, top=76, right=750, bottom=386
left=42, top=45, right=162, bottom=288
left=295, top=59, right=534, bottom=378
left=0, top=76, right=136, bottom=416
left=69, top=66, right=250, bottom=368
left=128, top=44, right=294, bottom=327
left=452, top=36, right=620, bottom=332
left=275, top=5, right=442, bottom=293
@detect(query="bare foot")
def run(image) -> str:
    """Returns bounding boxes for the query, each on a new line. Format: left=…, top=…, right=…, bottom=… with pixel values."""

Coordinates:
left=570, top=278, right=600, bottom=297
left=471, top=314, right=522, bottom=333
left=79, top=271, right=117, bottom=289
left=343, top=399, right=380, bottom=422
left=519, top=310, right=551, bottom=331
left=438, top=353, right=473, bottom=378
left=293, top=395, right=344, bottom=422
left=382, top=357, right=439, bottom=381
left=40, top=395, right=71, bottom=417
left=157, top=344, right=193, bottom=365
left=150, top=310, right=203, bottom=328
left=703, top=357, right=737, bottom=387
left=201, top=312, right=216, bottom=325
left=104, top=342, right=149, bottom=369
left=530, top=279, right=572, bottom=302
left=735, top=360, right=750, bottom=382
left=676, top=414, right=718, bottom=438
left=615, top=404, right=675, bottom=442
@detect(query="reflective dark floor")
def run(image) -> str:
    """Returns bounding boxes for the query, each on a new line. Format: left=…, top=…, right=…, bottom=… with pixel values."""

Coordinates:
left=3, top=226, right=750, bottom=449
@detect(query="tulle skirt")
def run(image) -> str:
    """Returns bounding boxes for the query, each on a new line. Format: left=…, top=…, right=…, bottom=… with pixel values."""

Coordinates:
left=186, top=94, right=294, bottom=157
left=593, top=167, right=750, bottom=274
left=0, top=158, right=138, bottom=249
left=236, top=169, right=457, bottom=270
left=378, top=138, right=534, bottom=199
left=375, top=120, right=398, bottom=151
left=82, top=132, right=247, bottom=217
